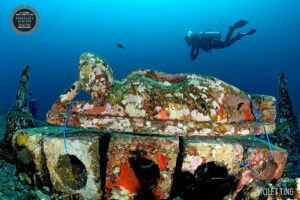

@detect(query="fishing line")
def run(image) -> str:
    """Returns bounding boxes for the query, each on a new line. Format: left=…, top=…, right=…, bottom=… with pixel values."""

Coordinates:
left=235, top=95, right=272, bottom=167
left=63, top=101, right=74, bottom=155
left=31, top=101, right=74, bottom=154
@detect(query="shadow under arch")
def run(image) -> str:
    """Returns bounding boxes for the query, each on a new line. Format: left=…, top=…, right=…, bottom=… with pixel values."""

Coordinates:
left=56, top=154, right=87, bottom=190
left=170, top=161, right=237, bottom=200
left=128, top=156, right=160, bottom=200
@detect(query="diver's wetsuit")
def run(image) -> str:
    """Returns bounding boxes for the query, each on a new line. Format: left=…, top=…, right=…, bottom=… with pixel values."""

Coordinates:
left=186, top=20, right=256, bottom=60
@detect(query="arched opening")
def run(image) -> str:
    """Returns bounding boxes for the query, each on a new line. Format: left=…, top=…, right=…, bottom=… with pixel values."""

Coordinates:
left=74, top=90, right=92, bottom=101
left=171, top=161, right=237, bottom=200
left=15, top=147, right=36, bottom=186
left=56, top=154, right=87, bottom=190
left=128, top=156, right=160, bottom=199
left=17, top=147, right=34, bottom=167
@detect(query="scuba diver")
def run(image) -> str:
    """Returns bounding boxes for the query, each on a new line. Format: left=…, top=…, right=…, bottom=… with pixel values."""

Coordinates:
left=28, top=92, right=38, bottom=117
left=185, top=20, right=256, bottom=60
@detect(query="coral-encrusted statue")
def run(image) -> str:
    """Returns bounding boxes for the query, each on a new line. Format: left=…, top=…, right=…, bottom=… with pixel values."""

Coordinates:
left=13, top=53, right=290, bottom=200
left=47, top=52, right=276, bottom=136
left=53, top=53, right=115, bottom=106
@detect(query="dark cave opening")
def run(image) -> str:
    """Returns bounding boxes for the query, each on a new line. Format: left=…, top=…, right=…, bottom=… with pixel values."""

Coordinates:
left=129, top=156, right=160, bottom=200
left=170, top=161, right=237, bottom=200
left=56, top=154, right=87, bottom=190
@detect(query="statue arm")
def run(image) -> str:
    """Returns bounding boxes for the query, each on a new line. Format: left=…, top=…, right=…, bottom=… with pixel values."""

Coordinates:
left=51, top=81, right=81, bottom=111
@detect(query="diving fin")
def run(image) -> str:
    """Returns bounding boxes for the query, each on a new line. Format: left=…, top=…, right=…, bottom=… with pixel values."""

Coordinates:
left=246, top=29, right=256, bottom=35
left=233, top=20, right=248, bottom=29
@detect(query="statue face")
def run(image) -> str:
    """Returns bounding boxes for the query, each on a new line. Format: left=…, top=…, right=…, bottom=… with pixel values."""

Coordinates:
left=79, top=64, right=96, bottom=91
left=79, top=61, right=107, bottom=102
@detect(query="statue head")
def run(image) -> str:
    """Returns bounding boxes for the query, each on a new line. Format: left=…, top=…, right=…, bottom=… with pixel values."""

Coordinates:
left=78, top=52, right=115, bottom=104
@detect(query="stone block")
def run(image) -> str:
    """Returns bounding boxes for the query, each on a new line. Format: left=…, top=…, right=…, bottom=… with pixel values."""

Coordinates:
left=105, top=134, right=179, bottom=199
left=233, top=137, right=288, bottom=197
left=43, top=130, right=103, bottom=199
left=245, top=148, right=288, bottom=181
left=182, top=137, right=244, bottom=174
left=12, top=127, right=54, bottom=186
left=48, top=110, right=276, bottom=137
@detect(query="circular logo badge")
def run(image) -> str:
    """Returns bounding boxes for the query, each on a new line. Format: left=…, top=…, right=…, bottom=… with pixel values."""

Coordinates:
left=10, top=6, right=39, bottom=35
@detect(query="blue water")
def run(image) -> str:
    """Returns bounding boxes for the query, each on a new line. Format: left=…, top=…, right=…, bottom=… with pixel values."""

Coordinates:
left=0, top=0, right=299, bottom=118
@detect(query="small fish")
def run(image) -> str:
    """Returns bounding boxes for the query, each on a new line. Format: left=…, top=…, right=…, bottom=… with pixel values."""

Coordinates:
left=117, top=43, right=124, bottom=49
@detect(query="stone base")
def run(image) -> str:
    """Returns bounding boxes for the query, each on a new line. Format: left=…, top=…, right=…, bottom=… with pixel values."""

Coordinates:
left=12, top=127, right=54, bottom=186
left=43, top=131, right=103, bottom=199
left=12, top=127, right=288, bottom=199
left=105, top=134, right=179, bottom=199
left=47, top=110, right=276, bottom=137
left=182, top=138, right=244, bottom=174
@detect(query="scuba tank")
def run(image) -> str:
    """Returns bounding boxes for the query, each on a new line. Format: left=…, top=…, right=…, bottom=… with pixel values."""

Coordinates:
left=198, top=32, right=221, bottom=40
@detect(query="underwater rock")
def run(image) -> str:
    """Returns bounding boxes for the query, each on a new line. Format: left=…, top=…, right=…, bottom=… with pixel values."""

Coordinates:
left=47, top=52, right=277, bottom=137
left=0, top=158, right=39, bottom=200
left=277, top=73, right=297, bottom=124
left=3, top=65, right=34, bottom=144
left=18, top=172, right=32, bottom=185
left=28, top=92, right=38, bottom=118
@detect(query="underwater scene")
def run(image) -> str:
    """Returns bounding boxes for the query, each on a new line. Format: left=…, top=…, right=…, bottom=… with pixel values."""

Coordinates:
left=0, top=0, right=299, bottom=199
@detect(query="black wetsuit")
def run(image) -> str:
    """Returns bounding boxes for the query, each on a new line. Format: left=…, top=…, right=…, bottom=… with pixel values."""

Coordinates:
left=186, top=20, right=256, bottom=60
